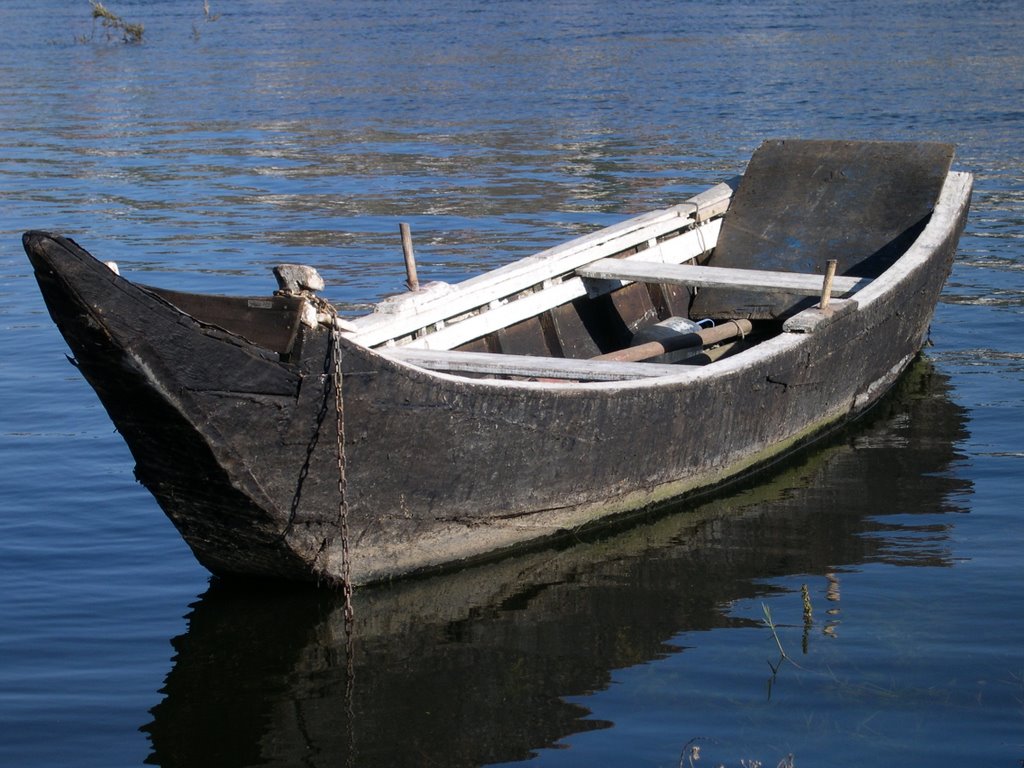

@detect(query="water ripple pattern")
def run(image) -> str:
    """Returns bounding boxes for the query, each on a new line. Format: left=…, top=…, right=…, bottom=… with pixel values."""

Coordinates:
left=1, top=1, right=1022, bottom=766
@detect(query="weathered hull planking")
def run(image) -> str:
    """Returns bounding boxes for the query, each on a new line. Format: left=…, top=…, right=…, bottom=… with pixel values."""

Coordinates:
left=24, top=140, right=973, bottom=586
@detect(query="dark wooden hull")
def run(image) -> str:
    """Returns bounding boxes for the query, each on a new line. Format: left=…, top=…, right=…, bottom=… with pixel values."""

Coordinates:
left=23, top=167, right=972, bottom=586
left=143, top=357, right=968, bottom=766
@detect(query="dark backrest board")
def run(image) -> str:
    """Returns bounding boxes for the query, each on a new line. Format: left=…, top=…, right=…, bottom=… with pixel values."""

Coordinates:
left=690, top=139, right=954, bottom=320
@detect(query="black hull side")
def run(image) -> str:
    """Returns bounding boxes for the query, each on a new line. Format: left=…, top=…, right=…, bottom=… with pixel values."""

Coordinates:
left=24, top=232, right=323, bottom=581
left=23, top=166, right=970, bottom=587
left=323, top=174, right=973, bottom=583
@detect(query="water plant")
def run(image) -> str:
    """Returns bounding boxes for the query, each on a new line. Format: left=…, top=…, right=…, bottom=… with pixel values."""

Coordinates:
left=193, top=1, right=220, bottom=41
left=762, top=603, right=797, bottom=675
left=677, top=737, right=795, bottom=768
left=89, top=1, right=144, bottom=44
left=800, top=583, right=813, bottom=654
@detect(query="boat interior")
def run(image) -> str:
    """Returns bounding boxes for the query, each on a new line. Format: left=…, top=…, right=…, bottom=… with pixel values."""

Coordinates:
left=144, top=140, right=957, bottom=382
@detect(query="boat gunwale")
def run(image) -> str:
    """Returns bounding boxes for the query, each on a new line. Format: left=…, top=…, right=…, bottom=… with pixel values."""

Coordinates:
left=346, top=179, right=740, bottom=348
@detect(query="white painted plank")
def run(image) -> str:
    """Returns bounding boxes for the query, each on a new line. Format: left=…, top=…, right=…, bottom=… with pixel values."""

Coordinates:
left=348, top=180, right=738, bottom=347
left=401, top=277, right=585, bottom=350
left=398, top=220, right=724, bottom=350
left=577, top=260, right=871, bottom=296
left=381, top=348, right=685, bottom=381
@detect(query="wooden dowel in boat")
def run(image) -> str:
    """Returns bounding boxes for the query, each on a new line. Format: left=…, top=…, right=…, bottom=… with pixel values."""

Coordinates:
left=591, top=319, right=753, bottom=363
left=399, top=222, right=419, bottom=292
left=820, top=259, right=838, bottom=311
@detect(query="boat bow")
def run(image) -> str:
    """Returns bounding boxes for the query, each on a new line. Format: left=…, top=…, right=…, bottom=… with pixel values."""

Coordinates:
left=25, top=232, right=339, bottom=581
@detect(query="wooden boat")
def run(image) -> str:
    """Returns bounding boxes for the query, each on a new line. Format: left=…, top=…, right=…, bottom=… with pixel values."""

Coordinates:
left=24, top=139, right=972, bottom=587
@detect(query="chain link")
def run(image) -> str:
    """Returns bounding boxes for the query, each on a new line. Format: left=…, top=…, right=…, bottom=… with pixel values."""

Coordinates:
left=330, top=321, right=355, bottom=629
left=330, top=318, right=357, bottom=767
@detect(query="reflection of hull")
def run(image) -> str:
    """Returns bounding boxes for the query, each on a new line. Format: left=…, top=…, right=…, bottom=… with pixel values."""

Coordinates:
left=26, top=141, right=971, bottom=585
left=144, top=359, right=969, bottom=768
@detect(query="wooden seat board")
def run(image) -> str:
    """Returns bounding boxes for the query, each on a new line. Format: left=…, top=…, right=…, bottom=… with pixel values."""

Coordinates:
left=577, top=259, right=869, bottom=296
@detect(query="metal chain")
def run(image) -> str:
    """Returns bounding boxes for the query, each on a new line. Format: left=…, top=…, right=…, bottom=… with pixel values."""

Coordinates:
left=330, top=319, right=357, bottom=768
left=330, top=321, right=355, bottom=629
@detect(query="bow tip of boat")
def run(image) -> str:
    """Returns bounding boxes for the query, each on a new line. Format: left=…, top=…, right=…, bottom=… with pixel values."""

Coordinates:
left=23, top=230, right=113, bottom=279
left=23, top=229, right=50, bottom=257
left=23, top=230, right=70, bottom=271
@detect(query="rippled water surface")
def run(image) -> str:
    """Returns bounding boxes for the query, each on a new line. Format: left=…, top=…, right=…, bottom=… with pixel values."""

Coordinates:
left=1, top=1, right=1023, bottom=766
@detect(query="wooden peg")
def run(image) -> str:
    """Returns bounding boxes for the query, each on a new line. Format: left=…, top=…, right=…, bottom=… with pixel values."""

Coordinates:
left=820, top=259, right=837, bottom=310
left=399, top=222, right=419, bottom=292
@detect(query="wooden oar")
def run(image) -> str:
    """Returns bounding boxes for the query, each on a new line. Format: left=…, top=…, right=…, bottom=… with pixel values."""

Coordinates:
left=591, top=319, right=753, bottom=363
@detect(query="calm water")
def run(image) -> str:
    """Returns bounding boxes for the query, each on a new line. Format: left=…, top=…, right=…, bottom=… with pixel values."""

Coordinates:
left=1, top=1, right=1022, bottom=766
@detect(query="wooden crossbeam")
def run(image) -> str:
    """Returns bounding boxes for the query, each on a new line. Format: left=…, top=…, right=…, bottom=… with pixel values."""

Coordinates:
left=380, top=347, right=685, bottom=381
left=577, top=259, right=871, bottom=297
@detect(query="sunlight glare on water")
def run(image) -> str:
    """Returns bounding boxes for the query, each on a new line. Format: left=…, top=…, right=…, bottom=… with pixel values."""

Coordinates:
left=1, top=1, right=1023, bottom=766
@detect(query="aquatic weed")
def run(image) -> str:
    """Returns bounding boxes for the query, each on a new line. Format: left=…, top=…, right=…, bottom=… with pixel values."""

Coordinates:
left=677, top=737, right=795, bottom=768
left=192, top=2, right=220, bottom=41
left=87, top=1, right=144, bottom=44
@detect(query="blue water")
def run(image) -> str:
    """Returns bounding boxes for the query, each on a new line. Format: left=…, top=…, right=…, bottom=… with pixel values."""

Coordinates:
left=1, top=1, right=1023, bottom=766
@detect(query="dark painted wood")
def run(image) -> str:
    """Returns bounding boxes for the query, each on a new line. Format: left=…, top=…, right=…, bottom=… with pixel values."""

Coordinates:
left=548, top=299, right=603, bottom=358
left=495, top=315, right=550, bottom=356
left=692, top=139, right=954, bottom=320
left=608, top=281, right=660, bottom=340
left=453, top=336, right=490, bottom=354
left=23, top=232, right=313, bottom=580
left=22, top=147, right=971, bottom=586
left=144, top=286, right=305, bottom=356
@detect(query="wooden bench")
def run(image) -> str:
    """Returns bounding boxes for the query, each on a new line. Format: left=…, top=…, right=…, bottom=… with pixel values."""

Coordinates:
left=576, top=259, right=870, bottom=297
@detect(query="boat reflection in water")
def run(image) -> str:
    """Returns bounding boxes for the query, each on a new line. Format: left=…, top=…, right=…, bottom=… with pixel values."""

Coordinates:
left=143, top=358, right=970, bottom=768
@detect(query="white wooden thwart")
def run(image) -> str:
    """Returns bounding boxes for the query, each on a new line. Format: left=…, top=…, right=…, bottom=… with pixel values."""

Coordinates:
left=577, top=260, right=871, bottom=297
